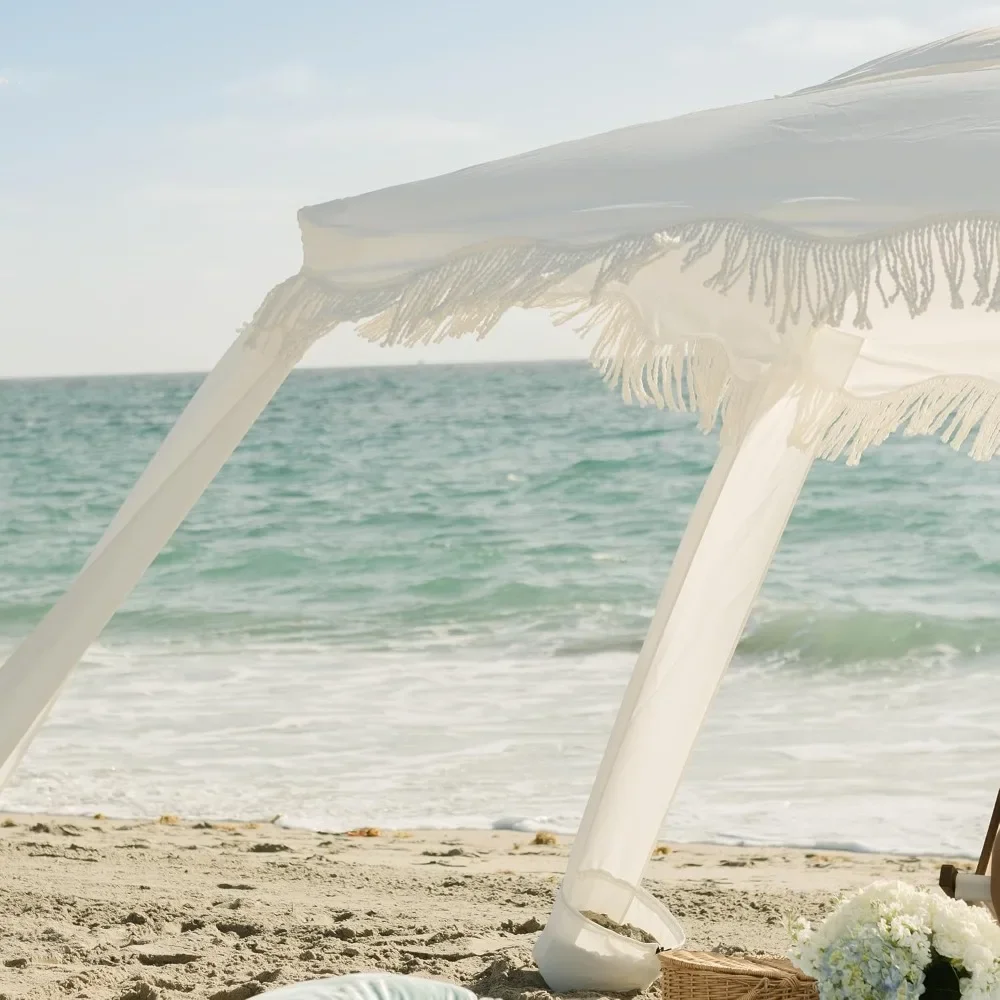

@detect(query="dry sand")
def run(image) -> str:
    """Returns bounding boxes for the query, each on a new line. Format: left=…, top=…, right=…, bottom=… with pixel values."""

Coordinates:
left=0, top=813, right=961, bottom=1000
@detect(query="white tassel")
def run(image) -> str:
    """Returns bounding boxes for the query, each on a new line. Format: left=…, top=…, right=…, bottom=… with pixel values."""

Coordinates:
left=244, top=217, right=1000, bottom=464
left=573, top=295, right=761, bottom=443
left=792, top=377, right=1000, bottom=465
left=251, top=216, right=1000, bottom=350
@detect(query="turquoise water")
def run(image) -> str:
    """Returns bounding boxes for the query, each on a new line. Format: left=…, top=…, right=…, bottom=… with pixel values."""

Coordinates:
left=1, top=362, right=999, bottom=854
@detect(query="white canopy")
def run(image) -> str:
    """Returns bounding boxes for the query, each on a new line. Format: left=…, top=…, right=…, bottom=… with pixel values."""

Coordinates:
left=3, top=27, right=1000, bottom=994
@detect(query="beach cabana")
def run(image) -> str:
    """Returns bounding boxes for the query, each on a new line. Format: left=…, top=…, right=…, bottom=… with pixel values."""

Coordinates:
left=3, top=26, right=1000, bottom=993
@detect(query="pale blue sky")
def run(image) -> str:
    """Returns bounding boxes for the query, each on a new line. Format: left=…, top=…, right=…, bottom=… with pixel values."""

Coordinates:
left=3, top=0, right=998, bottom=376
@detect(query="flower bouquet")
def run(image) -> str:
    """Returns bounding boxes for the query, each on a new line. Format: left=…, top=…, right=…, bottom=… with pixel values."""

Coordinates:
left=790, top=881, right=1000, bottom=1000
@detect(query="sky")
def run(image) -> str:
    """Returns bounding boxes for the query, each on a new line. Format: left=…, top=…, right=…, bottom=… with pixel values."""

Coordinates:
left=3, top=0, right=1000, bottom=377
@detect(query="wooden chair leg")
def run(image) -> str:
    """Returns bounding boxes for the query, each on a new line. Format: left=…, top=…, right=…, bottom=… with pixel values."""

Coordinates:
left=939, top=787, right=1000, bottom=921
left=991, top=812, right=1000, bottom=918
left=977, top=787, right=1000, bottom=876
left=939, top=864, right=958, bottom=897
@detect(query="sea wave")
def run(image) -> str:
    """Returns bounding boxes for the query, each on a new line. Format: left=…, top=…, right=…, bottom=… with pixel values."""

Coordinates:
left=739, top=608, right=998, bottom=666
left=5, top=365, right=1000, bottom=859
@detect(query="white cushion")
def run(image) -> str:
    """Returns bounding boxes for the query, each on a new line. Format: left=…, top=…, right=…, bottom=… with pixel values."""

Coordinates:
left=261, top=972, right=479, bottom=1000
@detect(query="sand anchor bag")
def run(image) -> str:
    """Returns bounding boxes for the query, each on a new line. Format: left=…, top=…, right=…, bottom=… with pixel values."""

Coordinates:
left=659, top=950, right=818, bottom=1000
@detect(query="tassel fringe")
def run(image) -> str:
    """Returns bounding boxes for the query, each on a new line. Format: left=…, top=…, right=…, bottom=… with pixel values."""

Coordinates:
left=667, top=215, right=1000, bottom=331
left=793, top=376, right=1000, bottom=464
left=242, top=215, right=1000, bottom=463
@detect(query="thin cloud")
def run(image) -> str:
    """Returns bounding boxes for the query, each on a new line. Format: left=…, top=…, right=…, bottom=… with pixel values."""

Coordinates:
left=0, top=68, right=65, bottom=96
left=738, top=17, right=930, bottom=60
left=0, top=196, right=35, bottom=215
left=122, top=183, right=299, bottom=225
left=127, top=183, right=296, bottom=206
left=285, top=114, right=495, bottom=146
left=963, top=5, right=1000, bottom=24
left=173, top=112, right=498, bottom=151
left=224, top=63, right=326, bottom=100
left=738, top=10, right=1000, bottom=63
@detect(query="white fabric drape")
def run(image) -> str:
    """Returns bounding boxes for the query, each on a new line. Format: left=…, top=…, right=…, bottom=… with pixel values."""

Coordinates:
left=0, top=327, right=309, bottom=782
left=533, top=329, right=861, bottom=992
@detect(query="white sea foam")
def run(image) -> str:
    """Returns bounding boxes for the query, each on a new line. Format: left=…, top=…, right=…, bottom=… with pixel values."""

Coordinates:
left=1, top=637, right=997, bottom=858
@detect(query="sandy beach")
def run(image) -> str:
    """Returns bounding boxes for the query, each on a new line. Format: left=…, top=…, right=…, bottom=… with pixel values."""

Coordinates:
left=0, top=813, right=962, bottom=1000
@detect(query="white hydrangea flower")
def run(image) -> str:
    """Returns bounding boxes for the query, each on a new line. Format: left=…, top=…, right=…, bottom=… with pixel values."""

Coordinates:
left=789, top=881, right=1000, bottom=1000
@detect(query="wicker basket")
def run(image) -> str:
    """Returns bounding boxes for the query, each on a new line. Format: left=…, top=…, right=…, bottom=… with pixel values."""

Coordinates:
left=659, top=950, right=819, bottom=1000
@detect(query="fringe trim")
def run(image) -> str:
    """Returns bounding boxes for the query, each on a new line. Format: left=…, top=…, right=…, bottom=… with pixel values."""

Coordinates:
left=567, top=292, right=757, bottom=443
left=668, top=215, right=1000, bottom=332
left=793, top=376, right=1000, bottom=464
left=577, top=302, right=1000, bottom=464
left=240, top=273, right=345, bottom=360
left=579, top=309, right=1000, bottom=464
left=242, top=215, right=1000, bottom=463
left=246, top=215, right=1000, bottom=347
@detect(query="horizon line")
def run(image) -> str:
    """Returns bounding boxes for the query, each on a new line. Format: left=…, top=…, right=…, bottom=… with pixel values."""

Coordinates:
left=0, top=356, right=593, bottom=384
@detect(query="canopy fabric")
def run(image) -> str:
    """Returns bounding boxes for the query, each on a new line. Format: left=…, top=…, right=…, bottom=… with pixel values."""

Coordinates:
left=253, top=25, right=1000, bottom=464
left=1, top=27, right=999, bottom=996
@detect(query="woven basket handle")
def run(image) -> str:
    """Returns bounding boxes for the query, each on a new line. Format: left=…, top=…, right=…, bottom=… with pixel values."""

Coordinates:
left=737, top=974, right=803, bottom=1000
left=739, top=979, right=770, bottom=1000
left=744, top=960, right=812, bottom=999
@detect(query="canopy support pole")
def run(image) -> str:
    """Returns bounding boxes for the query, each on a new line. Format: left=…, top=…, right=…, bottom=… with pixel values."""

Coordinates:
left=535, top=329, right=861, bottom=993
left=0, top=325, right=311, bottom=785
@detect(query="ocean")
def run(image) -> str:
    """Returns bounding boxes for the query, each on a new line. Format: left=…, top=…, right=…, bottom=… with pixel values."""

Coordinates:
left=1, top=361, right=998, bottom=857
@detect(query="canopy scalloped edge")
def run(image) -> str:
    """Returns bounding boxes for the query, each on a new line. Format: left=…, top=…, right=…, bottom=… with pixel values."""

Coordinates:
left=246, top=214, right=1000, bottom=464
